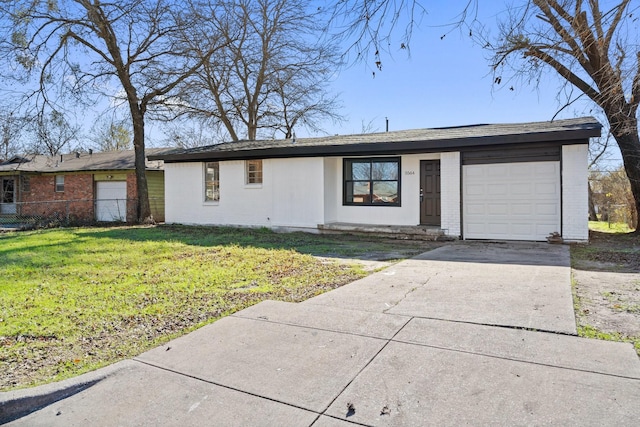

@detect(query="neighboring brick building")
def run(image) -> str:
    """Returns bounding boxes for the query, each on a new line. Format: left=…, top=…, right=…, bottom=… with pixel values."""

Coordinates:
left=0, top=149, right=167, bottom=224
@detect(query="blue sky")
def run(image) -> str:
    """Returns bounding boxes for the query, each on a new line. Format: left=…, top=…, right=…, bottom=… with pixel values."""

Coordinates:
left=311, top=1, right=598, bottom=136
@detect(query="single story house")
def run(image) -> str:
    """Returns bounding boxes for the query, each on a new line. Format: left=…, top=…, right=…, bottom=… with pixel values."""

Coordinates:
left=150, top=117, right=601, bottom=242
left=0, top=149, right=167, bottom=224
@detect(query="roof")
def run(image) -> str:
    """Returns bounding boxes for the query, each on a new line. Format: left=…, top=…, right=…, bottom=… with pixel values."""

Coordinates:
left=150, top=117, right=601, bottom=163
left=0, top=148, right=171, bottom=174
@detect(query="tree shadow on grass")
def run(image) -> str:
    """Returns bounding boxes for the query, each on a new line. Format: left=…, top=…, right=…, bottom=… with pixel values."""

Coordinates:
left=75, top=224, right=437, bottom=260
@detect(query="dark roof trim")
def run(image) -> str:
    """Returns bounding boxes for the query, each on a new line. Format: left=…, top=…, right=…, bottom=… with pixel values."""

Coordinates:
left=151, top=117, right=601, bottom=163
left=158, top=136, right=593, bottom=163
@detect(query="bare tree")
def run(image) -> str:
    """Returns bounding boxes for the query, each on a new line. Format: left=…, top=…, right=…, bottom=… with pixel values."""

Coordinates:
left=91, top=118, right=132, bottom=152
left=178, top=0, right=343, bottom=141
left=0, top=0, right=215, bottom=222
left=325, top=1, right=476, bottom=72
left=270, top=66, right=344, bottom=139
left=0, top=107, right=27, bottom=160
left=487, top=0, right=640, bottom=231
left=588, top=130, right=613, bottom=221
left=164, top=118, right=223, bottom=148
left=32, top=110, right=80, bottom=156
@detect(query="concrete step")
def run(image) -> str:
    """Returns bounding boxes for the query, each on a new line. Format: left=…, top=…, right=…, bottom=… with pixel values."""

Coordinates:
left=317, top=222, right=453, bottom=241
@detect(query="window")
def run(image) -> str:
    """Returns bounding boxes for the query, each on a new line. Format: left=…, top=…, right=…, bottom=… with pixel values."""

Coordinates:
left=21, top=176, right=30, bottom=193
left=204, top=162, right=220, bottom=201
left=344, top=158, right=400, bottom=206
left=55, top=175, right=64, bottom=192
left=245, top=159, right=263, bottom=184
left=1, top=178, right=15, bottom=203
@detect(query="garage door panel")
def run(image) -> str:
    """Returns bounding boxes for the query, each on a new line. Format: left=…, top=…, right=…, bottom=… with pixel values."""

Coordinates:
left=463, top=162, right=560, bottom=241
left=511, top=203, right=534, bottom=215
left=535, top=182, right=558, bottom=195
left=96, top=181, right=127, bottom=222
left=465, top=184, right=485, bottom=195
left=534, top=162, right=558, bottom=174
left=487, top=167, right=509, bottom=178
left=511, top=223, right=535, bottom=234
left=465, top=203, right=487, bottom=215
left=510, top=163, right=533, bottom=174
left=488, top=203, right=509, bottom=215
left=536, top=203, right=559, bottom=215
left=510, top=183, right=532, bottom=195
left=487, top=223, right=510, bottom=236
left=487, top=183, right=508, bottom=195
left=465, top=222, right=488, bottom=234
left=535, top=222, right=557, bottom=232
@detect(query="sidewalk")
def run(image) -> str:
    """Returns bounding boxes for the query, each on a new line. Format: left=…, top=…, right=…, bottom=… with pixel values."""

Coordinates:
left=2, top=243, right=639, bottom=426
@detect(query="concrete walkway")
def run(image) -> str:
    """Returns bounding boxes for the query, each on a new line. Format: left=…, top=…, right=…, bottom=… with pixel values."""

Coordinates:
left=2, top=243, right=639, bottom=426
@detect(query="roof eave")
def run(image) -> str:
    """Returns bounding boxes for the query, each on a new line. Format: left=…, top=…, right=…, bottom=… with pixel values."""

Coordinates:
left=156, top=127, right=600, bottom=163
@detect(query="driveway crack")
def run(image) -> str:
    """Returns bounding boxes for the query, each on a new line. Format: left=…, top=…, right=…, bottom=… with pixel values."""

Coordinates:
left=383, top=273, right=436, bottom=313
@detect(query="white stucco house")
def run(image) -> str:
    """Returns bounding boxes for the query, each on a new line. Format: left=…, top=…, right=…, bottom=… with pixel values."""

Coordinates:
left=150, top=117, right=601, bottom=242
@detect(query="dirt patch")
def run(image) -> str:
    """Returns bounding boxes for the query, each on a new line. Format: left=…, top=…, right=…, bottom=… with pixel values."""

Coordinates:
left=571, top=231, right=640, bottom=349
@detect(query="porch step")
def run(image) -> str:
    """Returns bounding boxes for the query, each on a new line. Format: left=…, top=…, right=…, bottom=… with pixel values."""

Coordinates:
left=317, top=222, right=455, bottom=241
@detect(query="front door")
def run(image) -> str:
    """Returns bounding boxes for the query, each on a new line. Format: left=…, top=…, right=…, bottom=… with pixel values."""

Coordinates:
left=0, top=177, right=17, bottom=214
left=420, top=160, right=441, bottom=225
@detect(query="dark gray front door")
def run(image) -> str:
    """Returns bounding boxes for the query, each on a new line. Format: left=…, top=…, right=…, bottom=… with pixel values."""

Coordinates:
left=420, top=160, right=440, bottom=226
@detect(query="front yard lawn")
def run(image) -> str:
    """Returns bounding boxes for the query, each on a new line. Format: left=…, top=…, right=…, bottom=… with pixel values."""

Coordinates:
left=0, top=225, right=434, bottom=391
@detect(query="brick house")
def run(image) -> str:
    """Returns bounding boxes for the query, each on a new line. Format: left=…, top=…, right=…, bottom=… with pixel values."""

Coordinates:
left=0, top=149, right=167, bottom=224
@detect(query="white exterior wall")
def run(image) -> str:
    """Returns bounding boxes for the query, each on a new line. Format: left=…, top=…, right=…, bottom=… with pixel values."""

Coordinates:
left=164, top=158, right=325, bottom=230
left=327, top=153, right=460, bottom=238
left=562, top=144, right=589, bottom=241
left=440, top=152, right=461, bottom=237
left=165, top=153, right=463, bottom=237
left=323, top=158, right=339, bottom=223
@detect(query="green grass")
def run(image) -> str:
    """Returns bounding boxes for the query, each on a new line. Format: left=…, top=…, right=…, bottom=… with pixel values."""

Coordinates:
left=0, top=225, right=431, bottom=391
left=588, top=220, right=635, bottom=233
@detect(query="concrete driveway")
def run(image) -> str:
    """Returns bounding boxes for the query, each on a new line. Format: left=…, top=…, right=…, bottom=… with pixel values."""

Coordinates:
left=2, top=242, right=639, bottom=426
left=306, top=242, right=577, bottom=334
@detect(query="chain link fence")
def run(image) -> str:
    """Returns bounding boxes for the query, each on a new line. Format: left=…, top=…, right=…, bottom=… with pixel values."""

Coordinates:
left=0, top=198, right=164, bottom=230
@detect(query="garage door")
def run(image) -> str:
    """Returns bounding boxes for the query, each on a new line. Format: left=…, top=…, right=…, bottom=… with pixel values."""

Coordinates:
left=463, top=162, right=560, bottom=241
left=96, top=181, right=127, bottom=222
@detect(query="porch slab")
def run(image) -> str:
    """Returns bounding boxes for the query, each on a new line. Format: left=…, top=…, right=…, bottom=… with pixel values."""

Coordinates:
left=317, top=222, right=450, bottom=241
left=135, top=316, right=386, bottom=413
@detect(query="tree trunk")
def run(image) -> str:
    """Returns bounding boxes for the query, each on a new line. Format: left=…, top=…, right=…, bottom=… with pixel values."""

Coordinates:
left=130, top=105, right=152, bottom=223
left=609, top=116, right=640, bottom=232
left=588, top=181, right=598, bottom=221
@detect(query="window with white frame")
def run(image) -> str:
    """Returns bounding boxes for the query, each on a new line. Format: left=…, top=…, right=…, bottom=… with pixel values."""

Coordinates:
left=55, top=175, right=64, bottom=192
left=204, top=162, right=219, bottom=201
left=245, top=159, right=263, bottom=184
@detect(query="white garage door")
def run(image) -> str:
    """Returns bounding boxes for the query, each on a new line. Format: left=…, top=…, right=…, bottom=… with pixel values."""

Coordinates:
left=463, top=162, right=560, bottom=241
left=96, top=181, right=127, bottom=222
